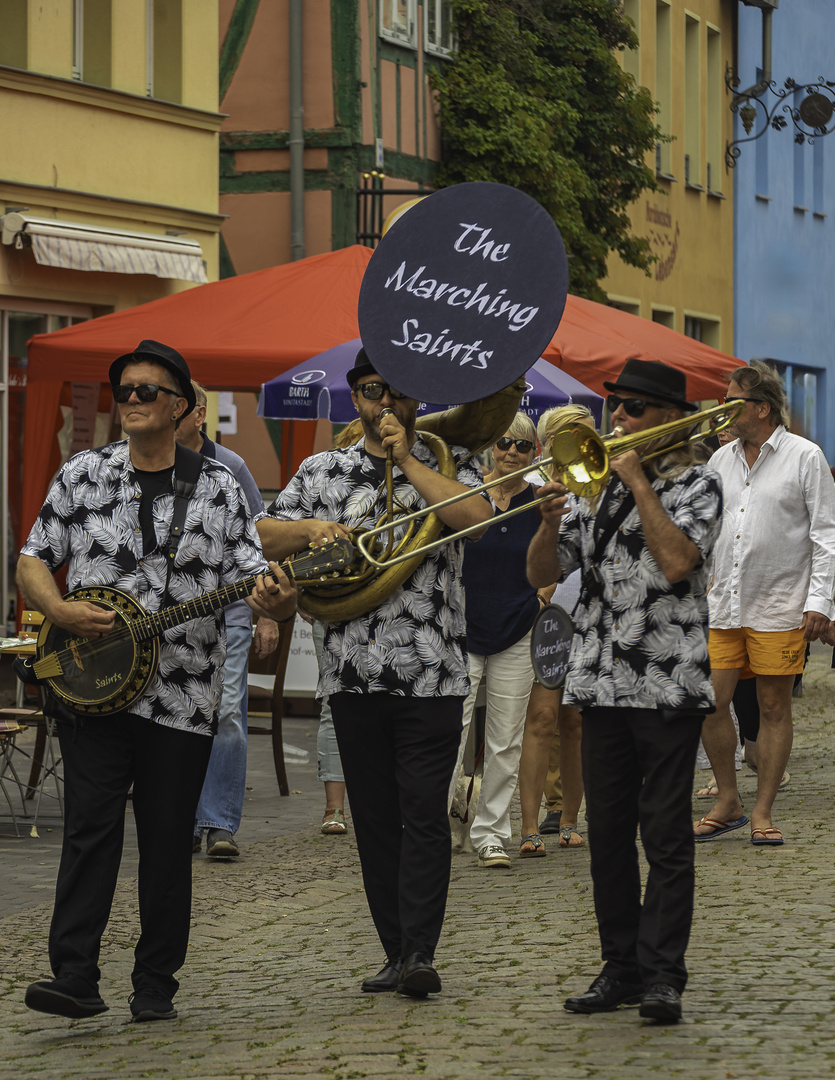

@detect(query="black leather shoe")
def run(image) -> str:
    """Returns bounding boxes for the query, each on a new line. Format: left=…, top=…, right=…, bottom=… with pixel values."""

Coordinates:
left=639, top=982, right=682, bottom=1022
left=539, top=810, right=563, bottom=835
left=397, top=952, right=442, bottom=998
left=564, top=975, right=644, bottom=1013
left=361, top=958, right=402, bottom=993
left=25, top=978, right=108, bottom=1019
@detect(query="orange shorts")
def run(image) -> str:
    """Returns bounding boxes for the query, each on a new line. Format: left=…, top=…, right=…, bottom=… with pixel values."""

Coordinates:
left=709, top=627, right=806, bottom=676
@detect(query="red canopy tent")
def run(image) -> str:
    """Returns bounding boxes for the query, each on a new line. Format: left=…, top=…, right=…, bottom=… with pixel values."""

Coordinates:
left=21, top=243, right=740, bottom=539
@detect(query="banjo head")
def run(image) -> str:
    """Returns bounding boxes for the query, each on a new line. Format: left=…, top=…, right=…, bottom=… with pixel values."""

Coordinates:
left=37, top=587, right=159, bottom=717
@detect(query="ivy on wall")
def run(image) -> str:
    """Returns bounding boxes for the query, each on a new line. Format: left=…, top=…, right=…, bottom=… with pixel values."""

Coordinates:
left=431, top=0, right=667, bottom=301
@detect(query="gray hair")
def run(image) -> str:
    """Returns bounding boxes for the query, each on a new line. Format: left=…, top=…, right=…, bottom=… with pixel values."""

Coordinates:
left=501, top=411, right=537, bottom=446
left=727, top=361, right=789, bottom=428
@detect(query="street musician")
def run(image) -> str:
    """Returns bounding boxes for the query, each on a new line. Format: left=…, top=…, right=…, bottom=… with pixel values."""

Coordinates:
left=527, top=358, right=724, bottom=1023
left=258, top=348, right=491, bottom=998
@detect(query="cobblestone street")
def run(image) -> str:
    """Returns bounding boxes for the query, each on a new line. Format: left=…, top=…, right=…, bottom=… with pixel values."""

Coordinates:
left=1, top=647, right=834, bottom=1080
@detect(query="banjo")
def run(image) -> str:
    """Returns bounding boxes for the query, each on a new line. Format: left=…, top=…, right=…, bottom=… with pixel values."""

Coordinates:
left=30, top=539, right=354, bottom=718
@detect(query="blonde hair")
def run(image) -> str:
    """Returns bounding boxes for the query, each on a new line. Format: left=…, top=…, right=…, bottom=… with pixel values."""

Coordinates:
left=537, top=404, right=595, bottom=482
left=537, top=404, right=595, bottom=453
left=191, top=380, right=207, bottom=410
left=333, top=418, right=364, bottom=448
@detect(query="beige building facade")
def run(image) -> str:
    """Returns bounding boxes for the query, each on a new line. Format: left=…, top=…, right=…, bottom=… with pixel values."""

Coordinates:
left=0, top=0, right=222, bottom=624
left=605, top=0, right=735, bottom=355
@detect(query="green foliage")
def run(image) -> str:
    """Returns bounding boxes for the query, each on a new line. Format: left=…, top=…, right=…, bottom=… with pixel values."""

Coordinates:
left=431, top=0, right=665, bottom=301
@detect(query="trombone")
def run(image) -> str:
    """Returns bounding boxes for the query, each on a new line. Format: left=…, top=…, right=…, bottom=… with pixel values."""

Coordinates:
left=355, top=399, right=744, bottom=569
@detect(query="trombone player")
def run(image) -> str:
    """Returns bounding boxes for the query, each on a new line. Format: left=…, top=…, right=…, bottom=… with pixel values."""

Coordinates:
left=258, top=349, right=492, bottom=998
left=527, top=358, right=724, bottom=1023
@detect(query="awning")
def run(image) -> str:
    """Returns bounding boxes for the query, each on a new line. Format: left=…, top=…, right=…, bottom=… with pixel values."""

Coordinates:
left=0, top=212, right=207, bottom=284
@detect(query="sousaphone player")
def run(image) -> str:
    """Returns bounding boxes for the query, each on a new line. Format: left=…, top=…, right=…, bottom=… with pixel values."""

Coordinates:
left=258, top=349, right=493, bottom=997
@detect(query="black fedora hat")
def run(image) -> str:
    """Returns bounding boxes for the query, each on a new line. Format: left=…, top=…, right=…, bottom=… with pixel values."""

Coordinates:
left=109, top=339, right=196, bottom=417
left=346, top=346, right=377, bottom=389
left=603, top=358, right=697, bottom=412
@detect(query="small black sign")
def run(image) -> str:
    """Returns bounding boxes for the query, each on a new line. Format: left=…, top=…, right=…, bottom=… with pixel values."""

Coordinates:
left=530, top=603, right=574, bottom=690
left=357, top=182, right=569, bottom=404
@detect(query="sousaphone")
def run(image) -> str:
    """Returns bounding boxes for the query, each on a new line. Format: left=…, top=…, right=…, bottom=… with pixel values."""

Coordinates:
left=299, top=182, right=570, bottom=622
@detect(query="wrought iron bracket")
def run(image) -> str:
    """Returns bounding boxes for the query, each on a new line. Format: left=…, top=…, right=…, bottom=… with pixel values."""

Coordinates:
left=725, top=66, right=835, bottom=169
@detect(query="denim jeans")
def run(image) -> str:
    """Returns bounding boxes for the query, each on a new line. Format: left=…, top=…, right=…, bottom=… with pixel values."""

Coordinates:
left=312, top=620, right=344, bottom=783
left=195, top=623, right=250, bottom=835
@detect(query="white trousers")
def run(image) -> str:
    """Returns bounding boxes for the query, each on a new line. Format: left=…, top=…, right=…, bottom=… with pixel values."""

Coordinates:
left=451, top=632, right=535, bottom=852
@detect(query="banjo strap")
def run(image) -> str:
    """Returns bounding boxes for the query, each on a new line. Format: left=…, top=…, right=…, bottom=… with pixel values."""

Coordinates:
left=164, top=443, right=204, bottom=601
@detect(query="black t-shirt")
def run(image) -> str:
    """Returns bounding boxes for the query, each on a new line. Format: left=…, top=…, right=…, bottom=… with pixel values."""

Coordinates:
left=133, top=466, right=174, bottom=553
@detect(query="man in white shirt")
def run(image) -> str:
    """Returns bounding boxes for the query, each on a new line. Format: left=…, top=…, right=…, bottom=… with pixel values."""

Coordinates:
left=695, top=361, right=835, bottom=847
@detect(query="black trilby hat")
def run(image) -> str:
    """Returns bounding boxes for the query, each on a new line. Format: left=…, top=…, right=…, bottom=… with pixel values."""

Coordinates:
left=346, top=346, right=377, bottom=389
left=109, top=339, right=196, bottom=417
left=603, top=358, right=697, bottom=412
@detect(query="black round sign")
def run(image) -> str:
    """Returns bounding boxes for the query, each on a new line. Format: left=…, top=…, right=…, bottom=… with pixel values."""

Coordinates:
left=357, top=182, right=569, bottom=404
left=530, top=603, right=574, bottom=690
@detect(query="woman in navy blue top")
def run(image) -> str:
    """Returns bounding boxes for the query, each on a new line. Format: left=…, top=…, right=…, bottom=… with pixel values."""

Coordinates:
left=452, top=413, right=551, bottom=868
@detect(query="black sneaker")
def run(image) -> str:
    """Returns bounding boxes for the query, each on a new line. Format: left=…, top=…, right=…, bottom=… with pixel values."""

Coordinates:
left=206, top=828, right=240, bottom=857
left=25, top=978, right=108, bottom=1019
left=129, top=987, right=177, bottom=1022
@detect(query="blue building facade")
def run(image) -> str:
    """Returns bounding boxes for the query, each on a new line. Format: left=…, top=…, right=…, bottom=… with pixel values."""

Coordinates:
left=732, top=0, right=835, bottom=462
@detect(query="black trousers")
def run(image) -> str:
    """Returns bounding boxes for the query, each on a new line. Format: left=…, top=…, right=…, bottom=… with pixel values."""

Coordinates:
left=330, top=693, right=463, bottom=961
left=51, top=713, right=212, bottom=996
left=581, top=707, right=702, bottom=993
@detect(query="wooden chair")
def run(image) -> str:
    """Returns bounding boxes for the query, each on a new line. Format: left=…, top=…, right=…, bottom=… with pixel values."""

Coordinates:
left=246, top=615, right=297, bottom=797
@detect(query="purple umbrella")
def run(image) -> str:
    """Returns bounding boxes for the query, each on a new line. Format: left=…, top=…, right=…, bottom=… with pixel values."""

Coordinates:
left=257, top=339, right=603, bottom=424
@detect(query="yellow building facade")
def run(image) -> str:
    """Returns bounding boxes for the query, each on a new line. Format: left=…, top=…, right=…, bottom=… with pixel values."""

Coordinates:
left=604, top=0, right=735, bottom=354
left=0, top=0, right=222, bottom=623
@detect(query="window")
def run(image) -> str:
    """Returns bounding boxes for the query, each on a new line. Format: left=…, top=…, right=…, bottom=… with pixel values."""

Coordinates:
left=794, top=88, right=808, bottom=211
left=621, top=0, right=640, bottom=83
left=146, top=0, right=182, bottom=102
left=684, top=314, right=720, bottom=349
left=706, top=25, right=722, bottom=193
left=381, top=0, right=416, bottom=49
left=652, top=308, right=675, bottom=329
left=72, top=0, right=113, bottom=87
left=655, top=1, right=672, bottom=176
left=425, top=0, right=455, bottom=57
left=684, top=13, right=701, bottom=187
left=0, top=0, right=27, bottom=68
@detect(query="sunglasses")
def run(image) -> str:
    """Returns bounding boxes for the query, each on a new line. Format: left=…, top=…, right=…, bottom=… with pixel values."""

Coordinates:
left=355, top=381, right=409, bottom=401
left=495, top=437, right=535, bottom=454
left=113, top=383, right=179, bottom=404
left=723, top=396, right=765, bottom=405
left=606, top=395, right=666, bottom=418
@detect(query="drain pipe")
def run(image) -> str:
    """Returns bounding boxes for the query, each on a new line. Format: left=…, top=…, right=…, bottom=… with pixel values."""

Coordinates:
left=289, top=0, right=305, bottom=261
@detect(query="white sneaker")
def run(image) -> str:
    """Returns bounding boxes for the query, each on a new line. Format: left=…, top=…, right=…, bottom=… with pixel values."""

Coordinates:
left=478, top=844, right=511, bottom=869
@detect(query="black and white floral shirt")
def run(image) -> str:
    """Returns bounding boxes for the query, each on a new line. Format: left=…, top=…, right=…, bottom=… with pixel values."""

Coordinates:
left=21, top=440, right=267, bottom=735
left=557, top=463, right=723, bottom=712
left=268, top=436, right=486, bottom=699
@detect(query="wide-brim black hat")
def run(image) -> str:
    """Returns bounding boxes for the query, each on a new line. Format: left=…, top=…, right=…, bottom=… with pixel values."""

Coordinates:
left=346, top=346, right=377, bottom=389
left=109, top=339, right=196, bottom=417
left=603, top=358, right=697, bottom=412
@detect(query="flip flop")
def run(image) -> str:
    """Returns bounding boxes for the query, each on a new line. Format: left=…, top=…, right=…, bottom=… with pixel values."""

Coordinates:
left=751, top=827, right=784, bottom=846
left=519, top=832, right=546, bottom=858
left=696, top=777, right=719, bottom=799
left=693, top=814, right=749, bottom=842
